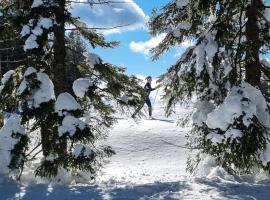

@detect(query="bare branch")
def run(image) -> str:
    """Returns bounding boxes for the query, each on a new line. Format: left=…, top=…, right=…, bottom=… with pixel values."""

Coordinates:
left=0, top=59, right=27, bottom=63
left=65, top=24, right=130, bottom=31
left=67, top=0, right=131, bottom=4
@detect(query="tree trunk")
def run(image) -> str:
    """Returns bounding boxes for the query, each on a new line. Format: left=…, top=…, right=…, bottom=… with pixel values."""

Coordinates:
left=52, top=0, right=67, bottom=95
left=245, top=0, right=261, bottom=86
left=41, top=0, right=67, bottom=156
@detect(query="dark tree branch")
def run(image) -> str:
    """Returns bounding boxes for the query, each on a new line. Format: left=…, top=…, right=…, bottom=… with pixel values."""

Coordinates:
left=65, top=24, right=130, bottom=31
left=67, top=0, right=131, bottom=4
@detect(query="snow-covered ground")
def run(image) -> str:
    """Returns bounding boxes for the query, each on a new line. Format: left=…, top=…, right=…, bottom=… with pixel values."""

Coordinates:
left=1, top=99, right=270, bottom=199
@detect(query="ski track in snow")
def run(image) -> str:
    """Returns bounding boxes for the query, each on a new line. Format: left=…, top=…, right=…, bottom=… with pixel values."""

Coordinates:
left=1, top=106, right=270, bottom=199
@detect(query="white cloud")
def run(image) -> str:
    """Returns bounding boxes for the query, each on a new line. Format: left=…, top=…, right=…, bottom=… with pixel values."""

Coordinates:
left=71, top=0, right=148, bottom=35
left=130, top=34, right=194, bottom=57
left=129, top=33, right=166, bottom=56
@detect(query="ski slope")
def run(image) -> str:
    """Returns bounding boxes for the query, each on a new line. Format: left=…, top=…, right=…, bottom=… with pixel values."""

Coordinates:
left=1, top=104, right=270, bottom=199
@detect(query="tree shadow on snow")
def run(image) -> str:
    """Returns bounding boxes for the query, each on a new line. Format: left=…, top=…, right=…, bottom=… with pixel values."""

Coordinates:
left=195, top=178, right=270, bottom=200
left=0, top=180, right=189, bottom=200
left=151, top=118, right=175, bottom=123
left=0, top=181, right=104, bottom=200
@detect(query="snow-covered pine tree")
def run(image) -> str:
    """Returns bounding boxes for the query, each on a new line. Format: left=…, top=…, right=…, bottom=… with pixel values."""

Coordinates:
left=0, top=1, right=28, bottom=77
left=0, top=0, right=144, bottom=180
left=150, top=0, right=270, bottom=173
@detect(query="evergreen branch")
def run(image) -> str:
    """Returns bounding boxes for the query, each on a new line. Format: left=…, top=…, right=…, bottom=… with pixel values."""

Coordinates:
left=17, top=147, right=28, bottom=182
left=258, top=10, right=270, bottom=26
left=234, top=3, right=245, bottom=80
left=260, top=64, right=270, bottom=79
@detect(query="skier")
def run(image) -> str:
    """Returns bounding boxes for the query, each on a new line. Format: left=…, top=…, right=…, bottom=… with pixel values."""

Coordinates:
left=132, top=76, right=157, bottom=119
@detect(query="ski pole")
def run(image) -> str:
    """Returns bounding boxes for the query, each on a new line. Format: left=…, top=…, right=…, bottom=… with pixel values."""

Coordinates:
left=153, top=88, right=159, bottom=106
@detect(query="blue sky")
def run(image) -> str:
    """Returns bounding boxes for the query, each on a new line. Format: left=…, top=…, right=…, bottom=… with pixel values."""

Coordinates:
left=72, top=0, right=270, bottom=77
left=72, top=0, right=177, bottom=77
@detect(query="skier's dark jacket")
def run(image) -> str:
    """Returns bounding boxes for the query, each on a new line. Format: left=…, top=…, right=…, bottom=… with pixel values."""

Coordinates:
left=144, top=82, right=155, bottom=96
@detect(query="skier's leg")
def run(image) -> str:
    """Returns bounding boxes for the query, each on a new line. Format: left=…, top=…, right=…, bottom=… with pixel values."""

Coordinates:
left=145, top=97, right=152, bottom=117
left=148, top=107, right=152, bottom=117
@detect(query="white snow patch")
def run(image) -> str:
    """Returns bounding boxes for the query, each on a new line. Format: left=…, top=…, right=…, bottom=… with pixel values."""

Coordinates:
left=20, top=25, right=30, bottom=37
left=195, top=43, right=206, bottom=76
left=32, top=25, right=43, bottom=36
left=120, top=95, right=129, bottom=104
left=176, top=0, right=189, bottom=8
left=207, top=166, right=236, bottom=182
left=205, top=34, right=218, bottom=62
left=206, top=132, right=224, bottom=145
left=18, top=70, right=55, bottom=108
left=31, top=0, right=44, bottom=8
left=58, top=115, right=86, bottom=137
left=0, top=115, right=25, bottom=175
left=55, top=93, right=81, bottom=116
left=224, top=128, right=243, bottom=140
left=38, top=17, right=53, bottom=29
left=72, top=144, right=91, bottom=158
left=192, top=101, right=215, bottom=126
left=73, top=78, right=93, bottom=98
left=24, top=67, right=37, bottom=77
left=1, top=70, right=15, bottom=85
left=263, top=7, right=270, bottom=23
left=84, top=53, right=101, bottom=68
left=24, top=34, right=38, bottom=50
left=29, top=72, right=55, bottom=108
left=206, top=82, right=270, bottom=131
left=45, top=154, right=58, bottom=162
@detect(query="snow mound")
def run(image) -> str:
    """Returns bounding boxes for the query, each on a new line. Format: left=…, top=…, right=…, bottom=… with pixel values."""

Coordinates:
left=73, top=78, right=93, bottom=98
left=0, top=115, right=25, bottom=175
left=55, top=93, right=81, bottom=116
left=24, top=34, right=39, bottom=50
left=176, top=0, right=189, bottom=9
left=22, top=17, right=53, bottom=50
left=72, top=144, right=92, bottom=158
left=17, top=69, right=55, bottom=109
left=84, top=53, right=101, bottom=68
left=192, top=101, right=215, bottom=126
left=21, top=25, right=30, bottom=37
left=31, top=0, right=44, bottom=8
left=206, top=82, right=270, bottom=131
left=1, top=70, right=15, bottom=85
left=24, top=67, right=37, bottom=76
left=192, top=155, right=236, bottom=182
left=58, top=115, right=86, bottom=137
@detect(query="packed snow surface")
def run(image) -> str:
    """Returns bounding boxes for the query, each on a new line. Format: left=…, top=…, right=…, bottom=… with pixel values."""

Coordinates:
left=1, top=84, right=270, bottom=199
